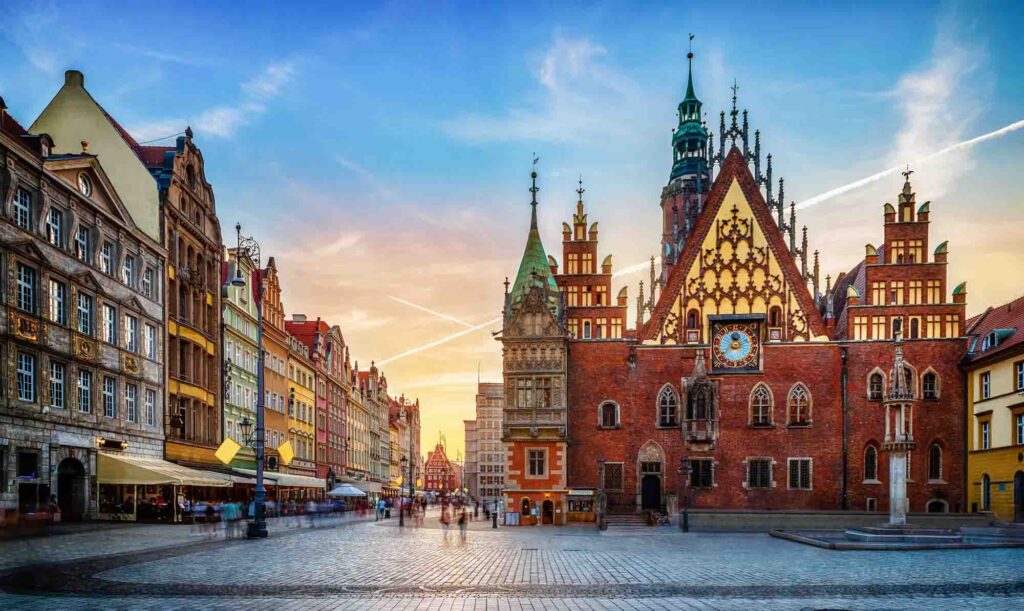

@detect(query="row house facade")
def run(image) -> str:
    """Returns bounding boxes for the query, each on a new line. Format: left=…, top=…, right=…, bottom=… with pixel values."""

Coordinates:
left=223, top=247, right=259, bottom=469
left=285, top=331, right=317, bottom=479
left=1, top=94, right=166, bottom=523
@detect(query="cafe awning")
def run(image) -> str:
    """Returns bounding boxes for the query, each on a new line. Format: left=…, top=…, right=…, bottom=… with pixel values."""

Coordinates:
left=98, top=453, right=232, bottom=487
left=234, top=469, right=325, bottom=489
left=353, top=480, right=382, bottom=493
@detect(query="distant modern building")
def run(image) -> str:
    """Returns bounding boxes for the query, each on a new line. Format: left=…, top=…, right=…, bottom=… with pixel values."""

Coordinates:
left=473, top=383, right=505, bottom=509
left=463, top=419, right=478, bottom=499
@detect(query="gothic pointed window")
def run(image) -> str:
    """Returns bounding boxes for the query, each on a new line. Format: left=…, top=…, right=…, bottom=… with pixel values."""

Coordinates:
left=658, top=386, right=678, bottom=427
left=787, top=384, right=811, bottom=426
left=686, top=383, right=712, bottom=422
left=750, top=384, right=773, bottom=427
left=769, top=306, right=782, bottom=328
left=864, top=445, right=878, bottom=481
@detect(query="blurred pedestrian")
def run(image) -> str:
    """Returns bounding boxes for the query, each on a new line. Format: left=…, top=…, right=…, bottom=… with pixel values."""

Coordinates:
left=440, top=505, right=452, bottom=542
left=458, top=508, right=468, bottom=542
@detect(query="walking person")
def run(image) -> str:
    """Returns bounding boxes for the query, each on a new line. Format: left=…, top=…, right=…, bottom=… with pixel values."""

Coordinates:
left=440, top=504, right=451, bottom=542
left=458, top=508, right=468, bottom=543
left=376, top=498, right=386, bottom=521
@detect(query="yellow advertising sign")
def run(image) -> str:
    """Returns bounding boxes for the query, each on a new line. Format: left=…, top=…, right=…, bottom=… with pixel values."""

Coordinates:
left=277, top=441, right=294, bottom=465
left=215, top=438, right=241, bottom=465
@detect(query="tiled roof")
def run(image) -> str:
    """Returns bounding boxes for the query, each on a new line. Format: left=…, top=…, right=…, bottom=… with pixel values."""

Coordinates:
left=963, top=293, right=1024, bottom=364
left=138, top=145, right=174, bottom=168
left=0, top=106, right=42, bottom=157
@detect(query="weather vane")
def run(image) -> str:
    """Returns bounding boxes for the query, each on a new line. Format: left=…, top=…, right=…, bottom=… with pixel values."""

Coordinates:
left=903, top=165, right=913, bottom=181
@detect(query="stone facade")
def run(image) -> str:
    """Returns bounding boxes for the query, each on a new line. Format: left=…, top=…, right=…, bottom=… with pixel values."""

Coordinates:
left=1, top=98, right=166, bottom=524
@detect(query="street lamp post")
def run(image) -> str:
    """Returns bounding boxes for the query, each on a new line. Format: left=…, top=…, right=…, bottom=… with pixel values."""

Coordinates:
left=678, top=457, right=692, bottom=533
left=234, top=223, right=268, bottom=539
left=399, top=455, right=409, bottom=527
left=492, top=498, right=498, bottom=529
left=597, top=454, right=607, bottom=531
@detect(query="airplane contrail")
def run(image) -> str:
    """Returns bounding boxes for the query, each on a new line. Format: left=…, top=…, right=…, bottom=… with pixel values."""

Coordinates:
left=612, top=257, right=661, bottom=278
left=797, top=119, right=1024, bottom=210
left=388, top=296, right=474, bottom=328
left=378, top=317, right=502, bottom=366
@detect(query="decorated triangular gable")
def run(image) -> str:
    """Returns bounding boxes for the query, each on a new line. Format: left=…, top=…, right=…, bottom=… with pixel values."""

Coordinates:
left=504, top=284, right=564, bottom=340
left=641, top=148, right=827, bottom=344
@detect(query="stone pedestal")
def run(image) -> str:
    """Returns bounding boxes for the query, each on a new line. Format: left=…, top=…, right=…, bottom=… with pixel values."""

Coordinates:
left=889, top=452, right=908, bottom=526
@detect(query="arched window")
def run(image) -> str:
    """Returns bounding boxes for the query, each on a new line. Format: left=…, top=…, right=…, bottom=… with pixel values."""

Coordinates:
left=864, top=445, right=878, bottom=481
left=909, top=318, right=920, bottom=339
left=599, top=401, right=618, bottom=428
left=658, top=386, right=678, bottom=427
left=928, top=443, right=942, bottom=481
left=923, top=372, right=938, bottom=400
left=582, top=321, right=592, bottom=339
left=787, top=384, right=811, bottom=426
left=926, top=499, right=948, bottom=513
left=768, top=306, right=782, bottom=327
left=686, top=309, right=699, bottom=329
left=686, top=383, right=713, bottom=421
left=868, top=372, right=884, bottom=401
left=892, top=317, right=903, bottom=338
left=750, top=384, right=773, bottom=427
left=981, top=474, right=991, bottom=511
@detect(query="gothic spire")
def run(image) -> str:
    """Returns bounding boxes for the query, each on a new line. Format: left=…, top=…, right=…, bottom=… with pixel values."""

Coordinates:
left=508, top=165, right=559, bottom=316
left=670, top=35, right=709, bottom=184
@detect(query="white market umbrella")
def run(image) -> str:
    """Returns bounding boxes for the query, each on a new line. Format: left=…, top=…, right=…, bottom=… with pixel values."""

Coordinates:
left=328, top=484, right=367, bottom=497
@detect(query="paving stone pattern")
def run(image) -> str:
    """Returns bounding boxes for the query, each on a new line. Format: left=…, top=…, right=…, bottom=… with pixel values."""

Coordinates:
left=1, top=512, right=1022, bottom=610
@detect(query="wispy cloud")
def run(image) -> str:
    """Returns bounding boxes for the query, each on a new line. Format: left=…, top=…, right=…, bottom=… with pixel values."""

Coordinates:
left=2, top=2, right=77, bottom=76
left=443, top=36, right=657, bottom=146
left=129, top=60, right=298, bottom=141
left=886, top=13, right=984, bottom=199
left=315, top=232, right=363, bottom=257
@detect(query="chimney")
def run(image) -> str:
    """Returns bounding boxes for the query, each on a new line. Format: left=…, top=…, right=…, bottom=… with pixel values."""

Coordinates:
left=65, top=70, right=84, bottom=88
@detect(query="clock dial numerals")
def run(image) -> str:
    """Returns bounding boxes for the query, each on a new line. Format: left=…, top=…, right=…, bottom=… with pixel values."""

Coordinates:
left=712, top=322, right=760, bottom=370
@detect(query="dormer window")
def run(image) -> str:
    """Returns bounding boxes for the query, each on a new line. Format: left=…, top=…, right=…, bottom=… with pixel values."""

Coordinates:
left=982, top=332, right=1000, bottom=351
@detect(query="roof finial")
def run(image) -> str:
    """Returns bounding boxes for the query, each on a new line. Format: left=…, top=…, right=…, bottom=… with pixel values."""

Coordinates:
left=576, top=174, right=585, bottom=204
left=902, top=165, right=913, bottom=182
left=688, top=33, right=694, bottom=58
left=529, top=153, right=540, bottom=208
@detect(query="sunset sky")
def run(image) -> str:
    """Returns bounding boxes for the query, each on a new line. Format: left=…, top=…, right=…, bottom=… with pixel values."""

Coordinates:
left=3, top=1, right=1023, bottom=458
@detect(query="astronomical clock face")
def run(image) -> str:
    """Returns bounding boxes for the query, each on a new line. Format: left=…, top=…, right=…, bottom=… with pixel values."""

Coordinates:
left=711, top=319, right=761, bottom=371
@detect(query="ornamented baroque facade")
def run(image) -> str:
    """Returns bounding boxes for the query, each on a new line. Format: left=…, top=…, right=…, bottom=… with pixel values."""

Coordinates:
left=501, top=54, right=968, bottom=522
left=1, top=95, right=166, bottom=523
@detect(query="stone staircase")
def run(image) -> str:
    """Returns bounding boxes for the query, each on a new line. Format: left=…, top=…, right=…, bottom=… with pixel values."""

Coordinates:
left=605, top=513, right=648, bottom=528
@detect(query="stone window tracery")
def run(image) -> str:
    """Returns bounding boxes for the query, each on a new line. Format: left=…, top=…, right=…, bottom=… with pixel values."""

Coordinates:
left=749, top=383, right=773, bottom=426
left=787, top=383, right=811, bottom=426
left=657, top=385, right=678, bottom=427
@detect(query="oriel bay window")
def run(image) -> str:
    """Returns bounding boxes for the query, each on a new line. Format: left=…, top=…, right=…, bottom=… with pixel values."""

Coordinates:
left=515, top=377, right=552, bottom=409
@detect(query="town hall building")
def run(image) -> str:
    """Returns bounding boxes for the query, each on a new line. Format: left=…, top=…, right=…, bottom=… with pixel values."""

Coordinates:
left=499, top=51, right=967, bottom=524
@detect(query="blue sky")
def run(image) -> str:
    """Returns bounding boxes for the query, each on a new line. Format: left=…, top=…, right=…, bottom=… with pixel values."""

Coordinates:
left=3, top=0, right=1023, bottom=450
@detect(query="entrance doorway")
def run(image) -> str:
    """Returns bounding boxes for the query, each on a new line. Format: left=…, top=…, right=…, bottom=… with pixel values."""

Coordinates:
left=542, top=500, right=554, bottom=524
left=1014, top=471, right=1024, bottom=523
left=641, top=475, right=662, bottom=510
left=57, top=458, right=87, bottom=521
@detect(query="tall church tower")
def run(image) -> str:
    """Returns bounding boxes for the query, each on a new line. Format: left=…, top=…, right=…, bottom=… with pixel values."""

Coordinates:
left=499, top=170, right=570, bottom=525
left=660, top=47, right=710, bottom=284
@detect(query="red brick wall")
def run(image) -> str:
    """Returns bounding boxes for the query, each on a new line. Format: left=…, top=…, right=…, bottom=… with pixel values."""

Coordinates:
left=564, top=337, right=965, bottom=512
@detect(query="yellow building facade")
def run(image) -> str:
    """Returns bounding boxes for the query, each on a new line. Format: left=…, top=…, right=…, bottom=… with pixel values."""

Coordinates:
left=964, top=295, right=1024, bottom=521
left=286, top=335, right=317, bottom=478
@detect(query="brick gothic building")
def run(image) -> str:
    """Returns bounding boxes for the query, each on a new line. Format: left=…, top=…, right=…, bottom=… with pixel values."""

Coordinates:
left=501, top=55, right=968, bottom=521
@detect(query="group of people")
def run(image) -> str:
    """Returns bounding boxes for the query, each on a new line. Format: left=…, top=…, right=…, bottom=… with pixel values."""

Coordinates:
left=439, top=502, right=472, bottom=542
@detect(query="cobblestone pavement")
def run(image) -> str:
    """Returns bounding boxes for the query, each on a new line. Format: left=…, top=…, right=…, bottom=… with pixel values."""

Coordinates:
left=1, top=513, right=1022, bottom=610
